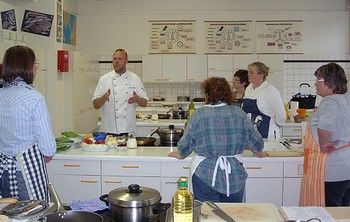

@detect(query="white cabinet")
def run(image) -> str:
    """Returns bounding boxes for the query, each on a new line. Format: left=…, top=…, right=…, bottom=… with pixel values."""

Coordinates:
left=245, top=162, right=283, bottom=206
left=207, top=55, right=234, bottom=81
left=47, top=159, right=102, bottom=204
left=258, top=54, right=284, bottom=95
left=101, top=161, right=161, bottom=195
left=283, top=162, right=303, bottom=206
left=160, top=161, right=191, bottom=203
left=282, top=124, right=302, bottom=138
left=142, top=54, right=163, bottom=82
left=162, top=55, right=187, bottom=82
left=233, top=54, right=259, bottom=71
left=187, top=55, right=207, bottom=82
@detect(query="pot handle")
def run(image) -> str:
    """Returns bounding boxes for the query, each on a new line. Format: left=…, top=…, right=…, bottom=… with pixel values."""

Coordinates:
left=99, top=194, right=109, bottom=206
left=152, top=202, right=171, bottom=214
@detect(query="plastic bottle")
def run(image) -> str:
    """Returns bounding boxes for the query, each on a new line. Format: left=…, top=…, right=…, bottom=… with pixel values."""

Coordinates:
left=173, top=177, right=193, bottom=222
left=188, top=99, right=195, bottom=118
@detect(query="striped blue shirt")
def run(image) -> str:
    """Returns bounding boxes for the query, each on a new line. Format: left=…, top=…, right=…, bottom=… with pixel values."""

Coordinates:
left=0, top=82, right=56, bottom=157
left=177, top=105, right=264, bottom=195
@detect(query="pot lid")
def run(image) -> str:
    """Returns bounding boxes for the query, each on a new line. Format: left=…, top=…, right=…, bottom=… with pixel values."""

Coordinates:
left=107, top=184, right=161, bottom=207
left=158, top=125, right=184, bottom=134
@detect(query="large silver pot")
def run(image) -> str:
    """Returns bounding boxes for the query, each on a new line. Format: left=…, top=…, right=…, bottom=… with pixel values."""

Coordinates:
left=157, top=125, right=184, bottom=146
left=100, top=184, right=171, bottom=222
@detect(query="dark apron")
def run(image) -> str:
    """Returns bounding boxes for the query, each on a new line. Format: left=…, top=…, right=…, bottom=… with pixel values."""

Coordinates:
left=242, top=99, right=271, bottom=138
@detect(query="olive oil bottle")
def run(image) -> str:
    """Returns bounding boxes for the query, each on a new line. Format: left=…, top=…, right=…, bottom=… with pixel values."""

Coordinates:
left=188, top=99, right=195, bottom=117
left=173, top=177, right=193, bottom=222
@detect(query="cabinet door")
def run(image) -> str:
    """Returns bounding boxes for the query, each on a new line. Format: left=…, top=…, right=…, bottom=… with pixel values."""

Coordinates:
left=245, top=177, right=283, bottom=207
left=102, top=176, right=161, bottom=194
left=47, top=159, right=101, bottom=175
left=102, top=161, right=161, bottom=176
left=187, top=55, right=207, bottom=82
left=161, top=177, right=180, bottom=203
left=48, top=175, right=101, bottom=204
left=283, top=178, right=302, bottom=206
left=233, top=54, right=259, bottom=71
left=162, top=55, right=187, bottom=82
left=142, top=55, right=163, bottom=82
left=207, top=55, right=234, bottom=81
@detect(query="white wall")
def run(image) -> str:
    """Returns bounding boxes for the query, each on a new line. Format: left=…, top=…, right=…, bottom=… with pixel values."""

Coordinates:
left=76, top=0, right=349, bottom=55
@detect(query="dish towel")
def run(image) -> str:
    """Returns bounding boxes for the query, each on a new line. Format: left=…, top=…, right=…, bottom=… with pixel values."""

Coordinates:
left=70, top=198, right=108, bottom=212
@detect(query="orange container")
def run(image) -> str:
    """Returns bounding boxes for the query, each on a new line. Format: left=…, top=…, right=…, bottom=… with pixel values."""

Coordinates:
left=297, top=109, right=307, bottom=117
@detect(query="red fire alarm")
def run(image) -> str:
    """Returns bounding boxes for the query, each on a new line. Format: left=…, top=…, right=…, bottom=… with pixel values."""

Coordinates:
left=57, top=50, right=69, bottom=72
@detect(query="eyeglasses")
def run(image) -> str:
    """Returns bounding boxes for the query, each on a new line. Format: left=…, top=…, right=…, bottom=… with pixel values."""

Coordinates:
left=315, top=78, right=325, bottom=82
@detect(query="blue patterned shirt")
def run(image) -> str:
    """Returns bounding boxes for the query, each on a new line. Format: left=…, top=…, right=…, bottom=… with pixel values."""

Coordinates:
left=0, top=81, right=56, bottom=157
left=177, top=105, right=263, bottom=195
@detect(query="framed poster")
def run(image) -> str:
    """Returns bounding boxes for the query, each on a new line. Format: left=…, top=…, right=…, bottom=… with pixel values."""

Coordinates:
left=205, top=21, right=253, bottom=54
left=21, top=10, right=54, bottom=37
left=63, top=10, right=77, bottom=45
left=149, top=20, right=196, bottom=54
left=256, top=20, right=303, bottom=53
left=1, top=9, right=17, bottom=31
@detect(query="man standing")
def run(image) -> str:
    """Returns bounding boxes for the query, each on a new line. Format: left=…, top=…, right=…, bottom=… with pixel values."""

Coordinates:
left=93, top=49, right=148, bottom=135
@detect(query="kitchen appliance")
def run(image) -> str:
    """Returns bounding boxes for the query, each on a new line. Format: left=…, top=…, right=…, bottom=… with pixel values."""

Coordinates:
left=157, top=125, right=184, bottom=146
left=100, top=184, right=171, bottom=222
left=290, top=83, right=316, bottom=109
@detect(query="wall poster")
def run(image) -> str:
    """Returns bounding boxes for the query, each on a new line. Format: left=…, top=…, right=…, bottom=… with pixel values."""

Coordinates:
left=204, top=21, right=253, bottom=54
left=56, top=0, right=62, bottom=43
left=21, top=10, right=54, bottom=37
left=63, top=10, right=77, bottom=46
left=255, top=20, right=303, bottom=53
left=1, top=9, right=17, bottom=31
left=148, top=20, right=196, bottom=54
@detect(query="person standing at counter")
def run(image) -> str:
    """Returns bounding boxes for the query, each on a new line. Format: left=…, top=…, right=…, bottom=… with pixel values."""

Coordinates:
left=232, top=69, right=249, bottom=107
left=300, top=63, right=350, bottom=207
left=92, top=49, right=148, bottom=135
left=242, top=62, right=285, bottom=138
left=0, top=45, right=56, bottom=201
left=168, top=77, right=264, bottom=203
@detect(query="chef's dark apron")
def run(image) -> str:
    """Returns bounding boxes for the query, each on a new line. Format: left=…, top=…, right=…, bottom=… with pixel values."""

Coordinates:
left=242, top=99, right=271, bottom=138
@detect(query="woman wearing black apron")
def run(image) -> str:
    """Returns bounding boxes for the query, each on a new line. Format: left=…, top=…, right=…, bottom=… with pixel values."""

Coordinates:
left=242, top=62, right=286, bottom=138
left=232, top=69, right=249, bottom=108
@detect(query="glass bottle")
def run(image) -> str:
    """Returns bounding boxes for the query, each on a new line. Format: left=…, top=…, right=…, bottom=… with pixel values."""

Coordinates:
left=188, top=99, right=195, bottom=118
left=173, top=177, right=193, bottom=222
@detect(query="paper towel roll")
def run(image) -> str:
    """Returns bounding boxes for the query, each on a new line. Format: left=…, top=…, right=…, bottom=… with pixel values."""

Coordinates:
left=290, top=101, right=299, bottom=117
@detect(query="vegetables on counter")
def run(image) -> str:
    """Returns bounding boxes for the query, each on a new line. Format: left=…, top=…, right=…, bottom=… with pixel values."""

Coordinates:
left=61, top=131, right=82, bottom=138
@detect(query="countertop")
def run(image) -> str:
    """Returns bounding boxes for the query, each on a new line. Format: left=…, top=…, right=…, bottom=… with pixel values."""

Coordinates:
left=54, top=139, right=304, bottom=162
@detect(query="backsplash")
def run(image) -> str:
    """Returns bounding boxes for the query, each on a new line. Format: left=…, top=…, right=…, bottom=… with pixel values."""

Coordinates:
left=99, top=54, right=350, bottom=103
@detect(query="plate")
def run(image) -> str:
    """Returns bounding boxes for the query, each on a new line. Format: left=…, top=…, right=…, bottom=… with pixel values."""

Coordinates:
left=82, top=143, right=108, bottom=152
left=57, top=138, right=82, bottom=147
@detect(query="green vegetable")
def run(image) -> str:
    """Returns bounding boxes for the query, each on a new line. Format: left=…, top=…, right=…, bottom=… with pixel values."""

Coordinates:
left=55, top=137, right=73, bottom=143
left=61, top=131, right=81, bottom=138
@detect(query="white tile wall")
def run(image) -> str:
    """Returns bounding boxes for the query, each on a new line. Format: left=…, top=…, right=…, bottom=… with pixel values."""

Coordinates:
left=99, top=54, right=350, bottom=103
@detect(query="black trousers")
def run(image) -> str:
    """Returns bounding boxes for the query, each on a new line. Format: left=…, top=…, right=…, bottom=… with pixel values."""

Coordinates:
left=325, top=180, right=350, bottom=206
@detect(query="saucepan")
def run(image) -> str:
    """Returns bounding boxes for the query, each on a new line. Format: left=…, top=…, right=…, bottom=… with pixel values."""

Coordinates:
left=157, top=108, right=172, bottom=119
left=43, top=211, right=103, bottom=222
left=136, top=127, right=160, bottom=146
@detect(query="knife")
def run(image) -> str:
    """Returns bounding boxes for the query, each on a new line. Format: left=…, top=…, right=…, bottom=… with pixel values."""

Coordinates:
left=205, top=201, right=236, bottom=222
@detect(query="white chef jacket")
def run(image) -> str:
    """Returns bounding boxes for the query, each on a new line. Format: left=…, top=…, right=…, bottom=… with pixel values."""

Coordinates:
left=244, top=81, right=285, bottom=138
left=92, top=70, right=148, bottom=134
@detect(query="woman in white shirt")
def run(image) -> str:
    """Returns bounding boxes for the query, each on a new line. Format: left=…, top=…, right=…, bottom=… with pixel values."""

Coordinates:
left=242, top=62, right=286, bottom=138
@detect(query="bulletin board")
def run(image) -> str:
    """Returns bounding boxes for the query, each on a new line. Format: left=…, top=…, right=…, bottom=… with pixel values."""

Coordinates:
left=204, top=20, right=253, bottom=54
left=255, top=20, right=303, bottom=54
left=148, top=20, right=196, bottom=54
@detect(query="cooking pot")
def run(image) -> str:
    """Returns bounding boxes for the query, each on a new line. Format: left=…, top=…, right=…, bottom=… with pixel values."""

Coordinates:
left=177, top=96, right=190, bottom=102
left=100, top=184, right=171, bottom=222
left=157, top=125, right=184, bottom=146
left=172, top=107, right=188, bottom=119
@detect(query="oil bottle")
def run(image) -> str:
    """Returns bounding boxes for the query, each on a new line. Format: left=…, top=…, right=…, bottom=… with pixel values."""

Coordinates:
left=173, top=177, right=193, bottom=222
left=188, top=99, right=195, bottom=117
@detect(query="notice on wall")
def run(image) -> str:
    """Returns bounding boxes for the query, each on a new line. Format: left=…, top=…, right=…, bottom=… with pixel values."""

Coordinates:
left=148, top=20, right=196, bottom=54
left=205, top=21, right=253, bottom=54
left=256, top=20, right=303, bottom=54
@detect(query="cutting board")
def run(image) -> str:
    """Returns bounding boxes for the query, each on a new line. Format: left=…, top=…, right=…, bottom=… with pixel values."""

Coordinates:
left=265, top=150, right=304, bottom=157
left=200, top=203, right=283, bottom=222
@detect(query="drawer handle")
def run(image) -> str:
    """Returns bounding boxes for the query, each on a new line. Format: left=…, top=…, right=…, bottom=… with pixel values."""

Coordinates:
left=104, top=181, right=122, bottom=184
left=182, top=166, right=190, bottom=170
left=122, top=166, right=140, bottom=168
left=80, top=180, right=97, bottom=183
left=246, top=166, right=262, bottom=170
left=293, top=129, right=302, bottom=131
left=63, top=164, right=81, bottom=167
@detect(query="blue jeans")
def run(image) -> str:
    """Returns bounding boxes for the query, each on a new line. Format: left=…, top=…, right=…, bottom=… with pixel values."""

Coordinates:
left=192, top=174, right=244, bottom=202
left=0, top=170, right=30, bottom=201
left=325, top=180, right=350, bottom=206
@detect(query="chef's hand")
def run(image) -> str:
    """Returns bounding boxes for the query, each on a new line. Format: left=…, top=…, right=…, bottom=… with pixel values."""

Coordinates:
left=128, top=91, right=140, bottom=104
left=103, top=89, right=111, bottom=102
left=253, top=151, right=267, bottom=158
left=320, top=141, right=338, bottom=153
left=168, top=151, right=185, bottom=159
left=44, top=156, right=53, bottom=163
